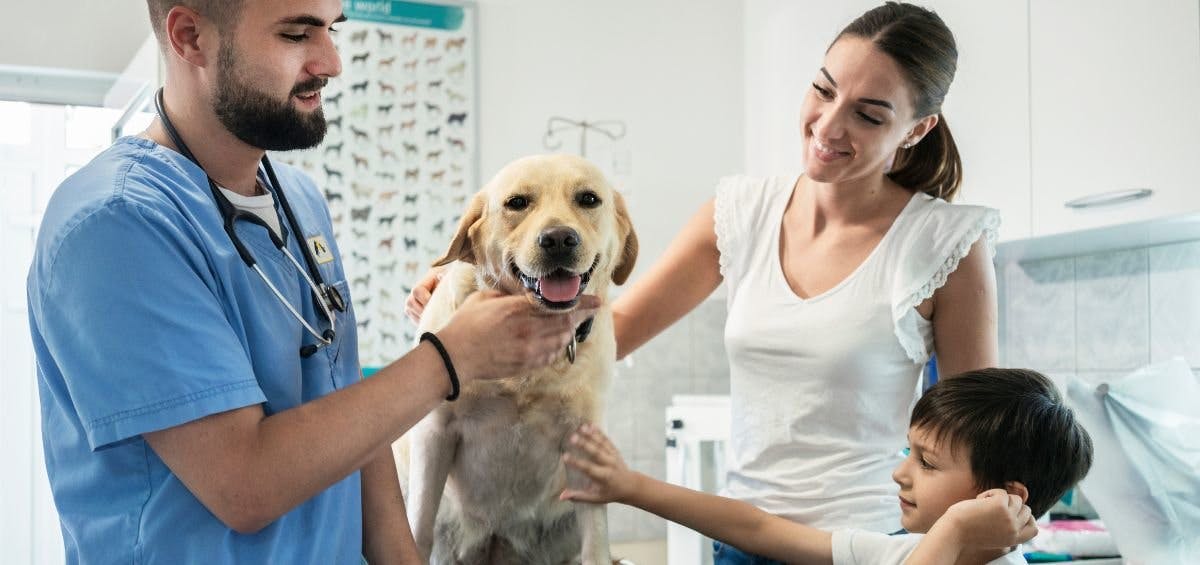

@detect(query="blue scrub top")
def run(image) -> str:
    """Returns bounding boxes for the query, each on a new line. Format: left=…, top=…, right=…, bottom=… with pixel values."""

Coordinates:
left=27, top=137, right=363, bottom=564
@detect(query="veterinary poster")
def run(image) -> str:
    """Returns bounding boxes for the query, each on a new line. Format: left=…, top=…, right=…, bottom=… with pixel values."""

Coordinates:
left=278, top=0, right=478, bottom=371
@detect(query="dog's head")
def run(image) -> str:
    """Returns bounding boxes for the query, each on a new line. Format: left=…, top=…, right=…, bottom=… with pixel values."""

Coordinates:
left=433, top=154, right=638, bottom=310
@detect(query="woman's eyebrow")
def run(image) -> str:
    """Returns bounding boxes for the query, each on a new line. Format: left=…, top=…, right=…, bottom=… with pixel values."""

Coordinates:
left=858, top=98, right=894, bottom=111
left=818, top=67, right=895, bottom=111
left=820, top=67, right=838, bottom=87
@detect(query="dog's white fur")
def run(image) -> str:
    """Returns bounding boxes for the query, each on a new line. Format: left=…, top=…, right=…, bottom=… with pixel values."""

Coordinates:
left=399, top=154, right=637, bottom=564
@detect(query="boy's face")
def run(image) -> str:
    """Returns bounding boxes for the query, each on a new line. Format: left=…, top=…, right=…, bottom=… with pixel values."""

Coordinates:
left=891, top=425, right=982, bottom=533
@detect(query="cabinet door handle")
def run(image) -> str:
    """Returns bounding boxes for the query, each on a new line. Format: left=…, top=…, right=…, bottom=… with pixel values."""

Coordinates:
left=1064, top=188, right=1153, bottom=209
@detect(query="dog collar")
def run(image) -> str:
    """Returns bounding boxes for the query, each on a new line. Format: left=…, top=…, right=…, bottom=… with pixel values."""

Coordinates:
left=566, top=317, right=595, bottom=364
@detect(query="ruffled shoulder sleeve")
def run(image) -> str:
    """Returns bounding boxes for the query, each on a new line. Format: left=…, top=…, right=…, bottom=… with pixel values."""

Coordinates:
left=888, top=195, right=1001, bottom=364
left=713, top=175, right=782, bottom=283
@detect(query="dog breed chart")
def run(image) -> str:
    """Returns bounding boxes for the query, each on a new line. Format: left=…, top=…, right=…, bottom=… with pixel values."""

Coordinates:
left=278, top=1, right=477, bottom=368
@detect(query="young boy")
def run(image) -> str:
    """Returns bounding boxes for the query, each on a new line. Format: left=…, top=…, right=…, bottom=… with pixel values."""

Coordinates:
left=561, top=368, right=1094, bottom=565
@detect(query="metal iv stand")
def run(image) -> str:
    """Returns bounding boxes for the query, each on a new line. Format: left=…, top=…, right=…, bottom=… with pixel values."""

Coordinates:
left=542, top=116, right=626, bottom=157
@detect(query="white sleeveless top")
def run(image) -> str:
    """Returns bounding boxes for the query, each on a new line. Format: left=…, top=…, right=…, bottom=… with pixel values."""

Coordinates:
left=713, top=175, right=999, bottom=532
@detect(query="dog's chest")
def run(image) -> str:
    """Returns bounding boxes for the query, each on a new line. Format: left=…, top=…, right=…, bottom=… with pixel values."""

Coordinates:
left=444, top=389, right=584, bottom=505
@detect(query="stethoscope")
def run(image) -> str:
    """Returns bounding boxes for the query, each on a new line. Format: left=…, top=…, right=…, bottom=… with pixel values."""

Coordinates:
left=153, top=88, right=346, bottom=358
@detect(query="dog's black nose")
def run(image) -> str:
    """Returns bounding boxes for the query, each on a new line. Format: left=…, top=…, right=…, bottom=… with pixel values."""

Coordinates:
left=538, top=227, right=580, bottom=253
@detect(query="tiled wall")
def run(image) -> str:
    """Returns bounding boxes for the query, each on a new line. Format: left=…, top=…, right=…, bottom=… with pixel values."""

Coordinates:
left=604, top=298, right=730, bottom=542
left=1001, top=238, right=1200, bottom=389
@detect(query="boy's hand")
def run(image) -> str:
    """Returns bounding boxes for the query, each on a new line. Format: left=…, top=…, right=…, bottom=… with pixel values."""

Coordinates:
left=941, top=488, right=1038, bottom=548
left=559, top=423, right=640, bottom=504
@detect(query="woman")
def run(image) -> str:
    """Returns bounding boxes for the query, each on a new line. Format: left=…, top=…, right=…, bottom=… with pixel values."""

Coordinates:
left=408, top=3, right=998, bottom=563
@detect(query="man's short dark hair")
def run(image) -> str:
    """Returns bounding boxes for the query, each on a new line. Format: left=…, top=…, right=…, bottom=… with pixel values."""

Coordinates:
left=146, top=0, right=244, bottom=45
left=910, top=368, right=1093, bottom=516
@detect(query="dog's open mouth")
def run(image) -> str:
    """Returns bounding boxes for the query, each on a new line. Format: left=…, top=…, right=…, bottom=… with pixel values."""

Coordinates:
left=511, top=255, right=599, bottom=309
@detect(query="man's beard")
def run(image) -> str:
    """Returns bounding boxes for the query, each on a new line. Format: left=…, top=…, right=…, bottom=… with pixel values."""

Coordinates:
left=213, top=41, right=328, bottom=151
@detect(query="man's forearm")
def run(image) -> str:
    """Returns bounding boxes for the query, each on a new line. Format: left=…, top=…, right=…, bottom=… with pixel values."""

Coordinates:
left=145, top=342, right=457, bottom=533
left=244, top=344, right=454, bottom=526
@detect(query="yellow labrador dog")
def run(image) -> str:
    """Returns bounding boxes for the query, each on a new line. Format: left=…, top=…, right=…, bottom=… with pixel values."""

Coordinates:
left=405, top=154, right=637, bottom=564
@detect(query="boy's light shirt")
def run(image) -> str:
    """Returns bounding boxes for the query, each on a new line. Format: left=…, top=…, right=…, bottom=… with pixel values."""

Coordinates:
left=831, top=529, right=1027, bottom=565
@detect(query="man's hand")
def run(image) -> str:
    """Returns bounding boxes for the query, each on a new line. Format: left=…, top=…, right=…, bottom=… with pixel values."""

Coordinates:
left=434, top=290, right=601, bottom=383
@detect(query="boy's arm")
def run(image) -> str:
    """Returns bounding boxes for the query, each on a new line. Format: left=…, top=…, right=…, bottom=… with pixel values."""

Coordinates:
left=561, top=424, right=832, bottom=565
left=361, top=446, right=422, bottom=564
left=902, top=490, right=1037, bottom=565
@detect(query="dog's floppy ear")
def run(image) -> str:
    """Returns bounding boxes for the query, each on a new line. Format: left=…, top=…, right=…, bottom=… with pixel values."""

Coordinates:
left=433, top=192, right=486, bottom=266
left=611, top=190, right=639, bottom=285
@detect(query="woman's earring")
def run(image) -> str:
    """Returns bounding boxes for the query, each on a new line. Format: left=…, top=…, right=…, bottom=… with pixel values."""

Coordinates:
left=902, top=141, right=914, bottom=149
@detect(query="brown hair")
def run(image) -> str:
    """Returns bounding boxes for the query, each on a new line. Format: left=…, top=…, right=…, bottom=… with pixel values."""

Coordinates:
left=911, top=368, right=1094, bottom=517
left=146, top=0, right=244, bottom=45
left=834, top=2, right=962, bottom=201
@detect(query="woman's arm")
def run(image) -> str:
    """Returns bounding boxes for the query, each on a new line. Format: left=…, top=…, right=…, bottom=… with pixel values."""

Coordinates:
left=929, top=237, right=999, bottom=377
left=612, top=198, right=724, bottom=359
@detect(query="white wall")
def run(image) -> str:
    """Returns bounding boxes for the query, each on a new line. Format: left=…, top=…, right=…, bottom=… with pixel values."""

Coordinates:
left=1, top=2, right=151, bottom=74
left=743, top=0, right=867, bottom=177
left=743, top=1, right=1034, bottom=242
left=474, top=0, right=745, bottom=284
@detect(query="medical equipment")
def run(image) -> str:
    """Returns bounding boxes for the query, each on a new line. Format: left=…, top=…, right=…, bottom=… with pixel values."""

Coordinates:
left=153, top=88, right=345, bottom=358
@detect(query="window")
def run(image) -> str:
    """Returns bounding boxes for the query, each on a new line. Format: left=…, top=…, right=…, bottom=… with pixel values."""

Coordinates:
left=0, top=99, right=152, bottom=565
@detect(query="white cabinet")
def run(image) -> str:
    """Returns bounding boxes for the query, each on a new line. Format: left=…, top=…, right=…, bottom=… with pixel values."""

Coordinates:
left=934, top=2, right=1032, bottom=241
left=1029, top=0, right=1200, bottom=236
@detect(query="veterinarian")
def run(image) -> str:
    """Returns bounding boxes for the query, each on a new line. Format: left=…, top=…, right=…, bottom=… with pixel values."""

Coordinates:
left=408, top=4, right=996, bottom=563
left=26, top=1, right=597, bottom=563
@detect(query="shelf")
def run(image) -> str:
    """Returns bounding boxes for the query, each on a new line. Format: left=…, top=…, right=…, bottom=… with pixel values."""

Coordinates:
left=995, top=211, right=1200, bottom=265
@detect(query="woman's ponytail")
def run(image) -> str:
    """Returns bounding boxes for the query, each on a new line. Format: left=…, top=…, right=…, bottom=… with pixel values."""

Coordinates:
left=888, top=112, right=962, bottom=202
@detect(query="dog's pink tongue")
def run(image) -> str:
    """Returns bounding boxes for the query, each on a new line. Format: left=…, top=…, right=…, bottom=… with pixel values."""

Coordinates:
left=539, top=275, right=581, bottom=302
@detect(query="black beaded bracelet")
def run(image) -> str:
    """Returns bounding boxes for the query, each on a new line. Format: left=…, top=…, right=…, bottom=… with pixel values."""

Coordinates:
left=420, top=332, right=460, bottom=401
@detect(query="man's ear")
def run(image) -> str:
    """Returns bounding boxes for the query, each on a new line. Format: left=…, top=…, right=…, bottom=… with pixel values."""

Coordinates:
left=165, top=6, right=213, bottom=67
left=433, top=192, right=486, bottom=266
left=1004, top=481, right=1030, bottom=504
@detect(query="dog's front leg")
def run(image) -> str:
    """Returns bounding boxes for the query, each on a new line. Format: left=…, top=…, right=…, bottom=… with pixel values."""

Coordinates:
left=575, top=502, right=612, bottom=565
left=406, top=408, right=457, bottom=561
left=565, top=456, right=612, bottom=565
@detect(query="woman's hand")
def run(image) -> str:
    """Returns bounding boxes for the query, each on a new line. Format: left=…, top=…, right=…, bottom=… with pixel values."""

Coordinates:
left=405, top=265, right=446, bottom=324
left=559, top=423, right=641, bottom=504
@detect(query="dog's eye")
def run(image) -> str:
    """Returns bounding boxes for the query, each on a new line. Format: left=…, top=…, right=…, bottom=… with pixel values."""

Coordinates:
left=504, top=196, right=529, bottom=210
left=576, top=191, right=602, bottom=208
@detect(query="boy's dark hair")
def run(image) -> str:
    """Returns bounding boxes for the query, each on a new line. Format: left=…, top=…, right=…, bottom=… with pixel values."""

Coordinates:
left=910, top=368, right=1093, bottom=516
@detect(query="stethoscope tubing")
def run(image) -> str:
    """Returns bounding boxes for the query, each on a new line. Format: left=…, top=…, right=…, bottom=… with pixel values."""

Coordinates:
left=152, top=88, right=340, bottom=356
